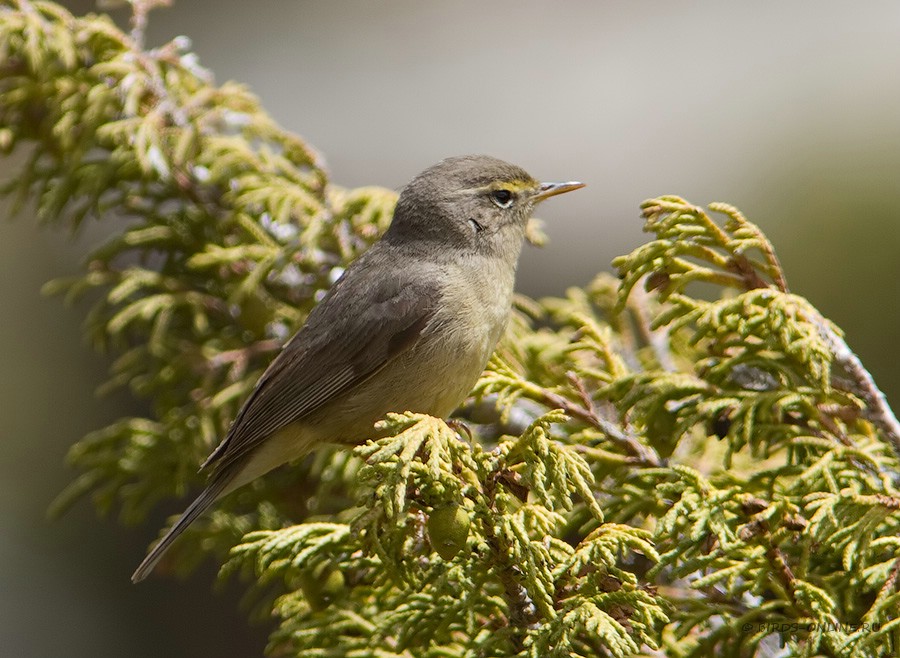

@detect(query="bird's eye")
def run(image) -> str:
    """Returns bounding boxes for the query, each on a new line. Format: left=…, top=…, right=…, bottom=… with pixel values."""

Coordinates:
left=490, top=189, right=514, bottom=209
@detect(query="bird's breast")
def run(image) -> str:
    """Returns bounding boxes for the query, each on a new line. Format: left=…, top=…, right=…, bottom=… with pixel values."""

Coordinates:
left=310, top=255, right=515, bottom=442
left=410, top=257, right=514, bottom=407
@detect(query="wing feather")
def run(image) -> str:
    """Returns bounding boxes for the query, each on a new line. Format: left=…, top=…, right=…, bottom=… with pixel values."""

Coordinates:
left=202, top=265, right=438, bottom=474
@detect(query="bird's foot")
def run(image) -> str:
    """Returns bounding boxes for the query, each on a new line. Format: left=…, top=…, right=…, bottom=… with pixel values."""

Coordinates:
left=446, top=418, right=473, bottom=443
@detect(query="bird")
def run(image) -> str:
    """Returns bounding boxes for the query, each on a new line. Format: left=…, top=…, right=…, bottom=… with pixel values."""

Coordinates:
left=131, top=154, right=584, bottom=582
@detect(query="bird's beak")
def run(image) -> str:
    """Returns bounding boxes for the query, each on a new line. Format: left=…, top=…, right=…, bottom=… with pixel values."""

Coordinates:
left=532, top=181, right=586, bottom=203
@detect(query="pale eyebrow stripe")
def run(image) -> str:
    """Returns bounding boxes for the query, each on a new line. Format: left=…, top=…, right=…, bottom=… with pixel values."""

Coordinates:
left=468, top=180, right=538, bottom=195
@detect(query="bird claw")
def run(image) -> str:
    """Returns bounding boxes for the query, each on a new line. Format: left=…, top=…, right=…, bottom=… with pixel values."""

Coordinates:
left=447, top=418, right=473, bottom=443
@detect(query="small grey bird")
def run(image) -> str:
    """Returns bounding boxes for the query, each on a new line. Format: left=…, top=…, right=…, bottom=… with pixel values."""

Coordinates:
left=131, top=154, right=584, bottom=582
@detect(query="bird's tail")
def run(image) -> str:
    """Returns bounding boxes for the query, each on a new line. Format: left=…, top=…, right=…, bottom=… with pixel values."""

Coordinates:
left=131, top=477, right=229, bottom=583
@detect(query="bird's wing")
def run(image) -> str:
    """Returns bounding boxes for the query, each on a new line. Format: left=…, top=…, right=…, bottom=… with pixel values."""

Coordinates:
left=202, top=267, right=440, bottom=475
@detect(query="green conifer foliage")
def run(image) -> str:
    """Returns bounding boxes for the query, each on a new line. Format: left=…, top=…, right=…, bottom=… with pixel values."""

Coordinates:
left=3, top=2, right=899, bottom=656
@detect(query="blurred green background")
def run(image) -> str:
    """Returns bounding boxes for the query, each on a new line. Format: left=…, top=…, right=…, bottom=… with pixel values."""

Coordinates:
left=3, top=1, right=900, bottom=656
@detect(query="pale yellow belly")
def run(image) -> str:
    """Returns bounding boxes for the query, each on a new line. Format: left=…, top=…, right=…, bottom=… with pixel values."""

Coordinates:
left=223, top=322, right=501, bottom=495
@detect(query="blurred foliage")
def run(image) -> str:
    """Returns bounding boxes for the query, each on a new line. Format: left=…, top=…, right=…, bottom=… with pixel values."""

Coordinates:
left=3, top=1, right=900, bottom=656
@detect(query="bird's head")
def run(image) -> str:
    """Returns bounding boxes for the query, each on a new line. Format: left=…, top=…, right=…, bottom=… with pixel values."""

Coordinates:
left=385, top=155, right=584, bottom=261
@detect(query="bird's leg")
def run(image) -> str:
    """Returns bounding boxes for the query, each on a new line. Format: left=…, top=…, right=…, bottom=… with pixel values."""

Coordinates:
left=446, top=418, right=473, bottom=443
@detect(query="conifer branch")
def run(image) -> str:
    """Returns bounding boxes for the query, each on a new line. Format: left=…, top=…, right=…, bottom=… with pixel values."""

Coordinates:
left=808, top=309, right=900, bottom=461
left=4, top=3, right=900, bottom=656
left=537, top=379, right=661, bottom=467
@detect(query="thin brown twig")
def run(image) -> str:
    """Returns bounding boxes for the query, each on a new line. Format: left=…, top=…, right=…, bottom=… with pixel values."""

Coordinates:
left=806, top=311, right=900, bottom=462
left=567, top=371, right=596, bottom=413
left=537, top=379, right=661, bottom=467
left=630, top=282, right=677, bottom=372
left=765, top=542, right=811, bottom=619
left=872, top=555, right=900, bottom=611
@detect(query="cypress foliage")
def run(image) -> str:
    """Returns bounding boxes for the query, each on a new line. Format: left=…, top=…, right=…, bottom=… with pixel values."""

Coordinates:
left=3, top=2, right=899, bottom=655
